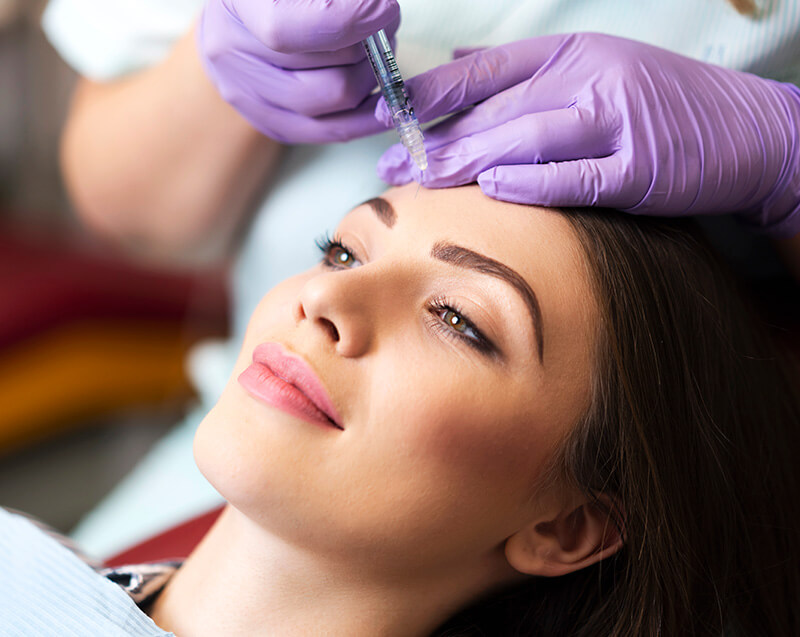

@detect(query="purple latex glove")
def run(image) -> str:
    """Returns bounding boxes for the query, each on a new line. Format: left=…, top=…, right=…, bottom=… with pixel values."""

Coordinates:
left=377, top=33, right=800, bottom=238
left=197, top=0, right=400, bottom=143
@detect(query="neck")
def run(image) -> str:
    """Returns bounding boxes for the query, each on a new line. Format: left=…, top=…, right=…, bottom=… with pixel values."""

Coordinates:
left=149, top=506, right=504, bottom=637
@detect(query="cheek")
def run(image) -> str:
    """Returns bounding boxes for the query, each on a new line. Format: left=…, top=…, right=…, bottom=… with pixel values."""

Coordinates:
left=249, top=273, right=307, bottom=320
left=339, top=352, right=567, bottom=563
left=369, top=346, right=557, bottom=505
left=233, top=272, right=311, bottom=365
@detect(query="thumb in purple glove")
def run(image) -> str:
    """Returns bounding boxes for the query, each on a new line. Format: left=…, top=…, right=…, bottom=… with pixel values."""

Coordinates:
left=377, top=33, right=800, bottom=238
left=198, top=0, right=400, bottom=144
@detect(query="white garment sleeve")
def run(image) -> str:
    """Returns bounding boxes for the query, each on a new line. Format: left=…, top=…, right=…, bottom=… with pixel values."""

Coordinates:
left=41, top=0, right=204, bottom=80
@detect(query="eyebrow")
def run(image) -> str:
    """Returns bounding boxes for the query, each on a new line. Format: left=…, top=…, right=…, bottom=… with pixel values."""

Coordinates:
left=363, top=196, right=544, bottom=362
left=432, top=242, right=545, bottom=363
left=363, top=197, right=396, bottom=228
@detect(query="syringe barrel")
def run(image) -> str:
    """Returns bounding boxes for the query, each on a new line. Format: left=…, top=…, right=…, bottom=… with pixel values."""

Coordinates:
left=363, top=29, right=427, bottom=172
left=364, top=30, right=399, bottom=83
left=364, top=30, right=411, bottom=112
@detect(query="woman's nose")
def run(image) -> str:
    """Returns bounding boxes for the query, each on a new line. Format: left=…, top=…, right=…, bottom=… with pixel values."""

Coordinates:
left=294, top=271, right=373, bottom=358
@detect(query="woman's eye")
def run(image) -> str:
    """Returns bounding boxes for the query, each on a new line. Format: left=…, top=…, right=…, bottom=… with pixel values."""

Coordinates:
left=330, top=245, right=357, bottom=267
left=432, top=302, right=496, bottom=356
left=316, top=234, right=361, bottom=269
left=442, top=309, right=469, bottom=334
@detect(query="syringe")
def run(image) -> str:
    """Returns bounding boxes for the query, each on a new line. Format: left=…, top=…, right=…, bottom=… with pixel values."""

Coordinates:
left=363, top=29, right=427, bottom=172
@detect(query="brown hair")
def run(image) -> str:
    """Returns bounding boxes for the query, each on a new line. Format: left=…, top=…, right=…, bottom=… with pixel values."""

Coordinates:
left=434, top=210, right=800, bottom=636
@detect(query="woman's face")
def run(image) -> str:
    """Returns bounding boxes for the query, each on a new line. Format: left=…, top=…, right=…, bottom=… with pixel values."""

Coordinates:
left=195, top=184, right=597, bottom=577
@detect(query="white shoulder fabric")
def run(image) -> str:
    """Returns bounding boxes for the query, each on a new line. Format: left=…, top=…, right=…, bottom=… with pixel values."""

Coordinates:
left=0, top=508, right=173, bottom=636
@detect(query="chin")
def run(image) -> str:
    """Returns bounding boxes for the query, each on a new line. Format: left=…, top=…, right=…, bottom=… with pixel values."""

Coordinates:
left=192, top=396, right=264, bottom=503
left=192, top=404, right=234, bottom=497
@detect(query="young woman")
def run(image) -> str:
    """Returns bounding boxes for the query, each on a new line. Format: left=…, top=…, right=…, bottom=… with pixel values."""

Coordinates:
left=3, top=183, right=797, bottom=635
left=139, top=184, right=798, bottom=636
left=48, top=0, right=800, bottom=558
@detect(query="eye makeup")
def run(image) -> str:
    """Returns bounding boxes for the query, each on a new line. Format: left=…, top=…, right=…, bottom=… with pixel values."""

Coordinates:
left=316, top=233, right=362, bottom=270
left=315, top=233, right=499, bottom=358
left=428, top=296, right=497, bottom=357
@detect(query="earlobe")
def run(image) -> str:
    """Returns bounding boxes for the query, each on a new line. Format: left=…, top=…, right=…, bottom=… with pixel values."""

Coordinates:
left=505, top=496, right=624, bottom=578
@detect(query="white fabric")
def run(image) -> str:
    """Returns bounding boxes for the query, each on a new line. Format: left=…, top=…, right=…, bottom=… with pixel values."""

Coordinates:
left=0, top=508, right=172, bottom=635
left=42, top=0, right=202, bottom=81
left=42, top=0, right=800, bottom=558
left=42, top=0, right=800, bottom=82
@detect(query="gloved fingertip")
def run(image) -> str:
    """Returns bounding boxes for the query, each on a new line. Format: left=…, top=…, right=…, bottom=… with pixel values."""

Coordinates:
left=374, top=98, right=394, bottom=128
left=348, top=0, right=402, bottom=41
left=377, top=150, right=413, bottom=185
left=383, top=11, right=402, bottom=39
left=477, top=168, right=499, bottom=197
left=378, top=170, right=415, bottom=186
left=378, top=143, right=409, bottom=166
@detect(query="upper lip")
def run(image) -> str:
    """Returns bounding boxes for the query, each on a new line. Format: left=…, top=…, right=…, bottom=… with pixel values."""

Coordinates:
left=251, top=342, right=343, bottom=429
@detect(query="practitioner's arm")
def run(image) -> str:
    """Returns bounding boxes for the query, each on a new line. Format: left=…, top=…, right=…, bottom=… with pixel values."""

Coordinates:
left=62, top=0, right=400, bottom=266
left=61, top=25, right=281, bottom=265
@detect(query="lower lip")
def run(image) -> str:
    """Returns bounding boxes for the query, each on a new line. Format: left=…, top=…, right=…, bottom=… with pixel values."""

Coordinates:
left=238, top=363, right=340, bottom=430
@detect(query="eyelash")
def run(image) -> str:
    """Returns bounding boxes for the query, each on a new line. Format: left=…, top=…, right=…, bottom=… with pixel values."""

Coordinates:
left=315, top=232, right=358, bottom=269
left=427, top=296, right=496, bottom=355
left=314, top=233, right=496, bottom=356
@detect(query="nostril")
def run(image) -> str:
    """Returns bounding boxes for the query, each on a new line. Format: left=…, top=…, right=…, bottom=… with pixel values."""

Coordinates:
left=318, top=317, right=340, bottom=342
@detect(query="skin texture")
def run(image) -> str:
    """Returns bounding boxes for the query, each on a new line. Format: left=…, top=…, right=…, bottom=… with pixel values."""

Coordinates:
left=150, top=185, right=622, bottom=636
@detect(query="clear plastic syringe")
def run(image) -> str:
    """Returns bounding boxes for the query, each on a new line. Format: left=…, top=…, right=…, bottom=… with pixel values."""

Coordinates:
left=363, top=29, right=427, bottom=172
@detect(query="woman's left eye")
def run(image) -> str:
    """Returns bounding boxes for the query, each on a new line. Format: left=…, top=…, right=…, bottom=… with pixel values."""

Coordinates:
left=316, top=234, right=361, bottom=269
left=431, top=301, right=495, bottom=356
left=441, top=309, right=470, bottom=334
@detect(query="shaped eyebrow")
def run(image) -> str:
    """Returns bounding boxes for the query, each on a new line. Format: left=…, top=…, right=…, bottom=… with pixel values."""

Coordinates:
left=362, top=196, right=544, bottom=362
left=431, top=242, right=545, bottom=363
left=363, top=197, right=396, bottom=228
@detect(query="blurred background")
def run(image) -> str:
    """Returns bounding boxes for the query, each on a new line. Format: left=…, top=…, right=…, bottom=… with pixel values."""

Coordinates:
left=0, top=0, right=228, bottom=534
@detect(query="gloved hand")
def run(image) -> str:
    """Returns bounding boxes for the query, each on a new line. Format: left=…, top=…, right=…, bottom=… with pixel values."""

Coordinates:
left=377, top=33, right=800, bottom=238
left=197, top=0, right=400, bottom=143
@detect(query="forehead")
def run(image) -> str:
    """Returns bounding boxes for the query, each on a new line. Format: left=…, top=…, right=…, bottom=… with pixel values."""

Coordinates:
left=377, top=184, right=592, bottom=308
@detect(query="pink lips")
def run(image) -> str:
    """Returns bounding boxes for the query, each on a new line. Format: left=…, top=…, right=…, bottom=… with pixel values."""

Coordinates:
left=238, top=342, right=343, bottom=430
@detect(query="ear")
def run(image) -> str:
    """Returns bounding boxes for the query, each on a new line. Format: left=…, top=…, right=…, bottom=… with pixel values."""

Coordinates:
left=504, top=495, right=624, bottom=578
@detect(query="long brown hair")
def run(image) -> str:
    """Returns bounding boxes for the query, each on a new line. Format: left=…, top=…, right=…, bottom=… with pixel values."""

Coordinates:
left=434, top=210, right=800, bottom=636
